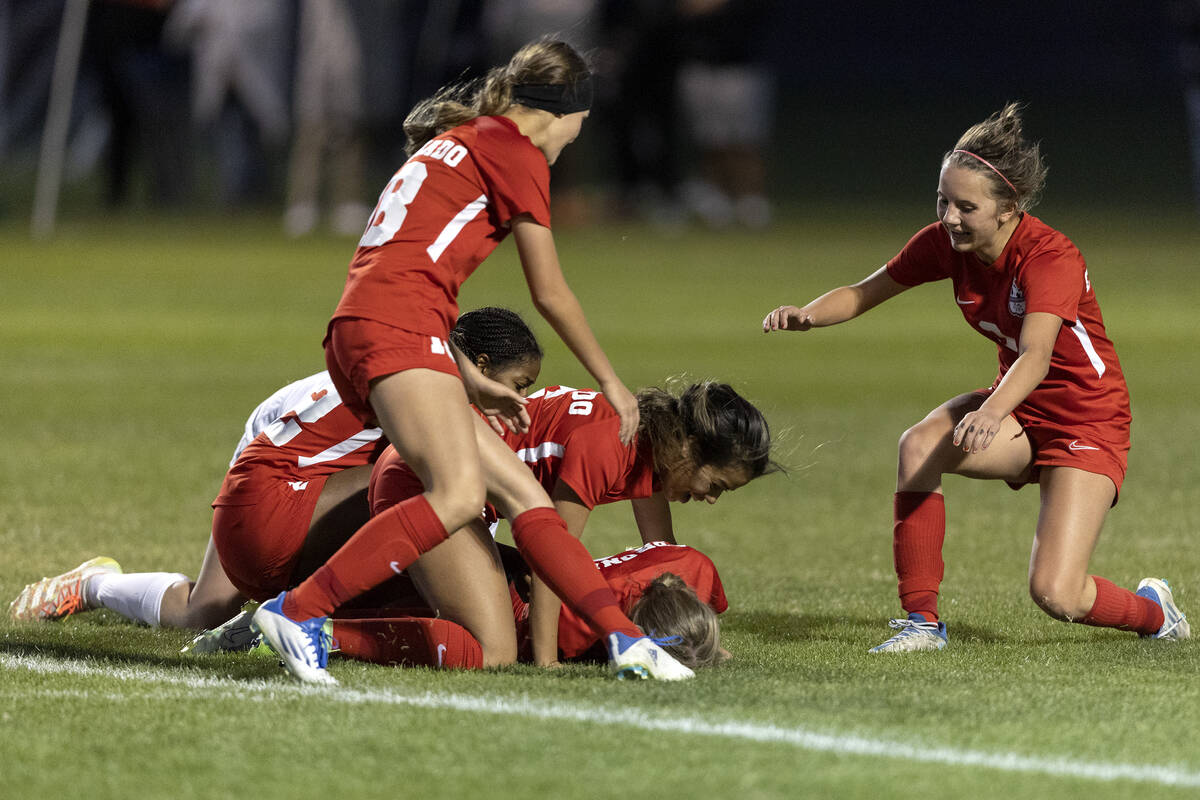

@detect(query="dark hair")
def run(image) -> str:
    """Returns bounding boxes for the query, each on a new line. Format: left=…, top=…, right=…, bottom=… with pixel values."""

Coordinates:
left=404, top=38, right=590, bottom=156
left=450, top=307, right=542, bottom=370
left=944, top=102, right=1048, bottom=212
left=637, top=381, right=778, bottom=478
left=630, top=573, right=721, bottom=669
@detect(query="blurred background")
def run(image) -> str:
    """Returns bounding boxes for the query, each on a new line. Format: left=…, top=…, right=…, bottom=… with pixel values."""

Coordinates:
left=1, top=0, right=1197, bottom=235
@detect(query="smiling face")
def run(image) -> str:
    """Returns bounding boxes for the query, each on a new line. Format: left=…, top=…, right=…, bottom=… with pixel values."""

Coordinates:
left=661, top=460, right=753, bottom=505
left=936, top=164, right=1019, bottom=264
left=480, top=354, right=541, bottom=396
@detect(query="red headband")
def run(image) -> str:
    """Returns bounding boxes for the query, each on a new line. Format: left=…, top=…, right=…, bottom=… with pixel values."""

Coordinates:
left=952, top=149, right=1017, bottom=196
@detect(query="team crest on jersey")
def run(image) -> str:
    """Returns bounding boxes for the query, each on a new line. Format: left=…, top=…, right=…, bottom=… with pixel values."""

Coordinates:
left=1008, top=280, right=1026, bottom=316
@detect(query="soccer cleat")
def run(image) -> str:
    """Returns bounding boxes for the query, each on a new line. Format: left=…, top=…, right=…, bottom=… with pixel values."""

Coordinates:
left=8, top=557, right=122, bottom=621
left=868, top=612, right=948, bottom=653
left=250, top=592, right=337, bottom=685
left=1136, top=578, right=1191, bottom=640
left=606, top=632, right=695, bottom=681
left=181, top=601, right=261, bottom=654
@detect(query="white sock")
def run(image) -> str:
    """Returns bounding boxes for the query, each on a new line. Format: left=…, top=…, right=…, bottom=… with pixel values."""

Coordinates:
left=85, top=572, right=189, bottom=627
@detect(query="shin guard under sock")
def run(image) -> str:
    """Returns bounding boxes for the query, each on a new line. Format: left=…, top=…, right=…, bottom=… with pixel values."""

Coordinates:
left=1081, top=575, right=1163, bottom=634
left=510, top=507, right=640, bottom=639
left=333, top=616, right=483, bottom=669
left=284, top=494, right=448, bottom=620
left=894, top=491, right=946, bottom=622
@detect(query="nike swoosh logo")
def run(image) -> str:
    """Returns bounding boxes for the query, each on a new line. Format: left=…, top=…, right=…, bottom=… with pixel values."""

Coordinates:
left=437, top=643, right=447, bottom=667
left=389, top=561, right=403, bottom=574
left=1068, top=440, right=1100, bottom=451
left=956, top=296, right=975, bottom=305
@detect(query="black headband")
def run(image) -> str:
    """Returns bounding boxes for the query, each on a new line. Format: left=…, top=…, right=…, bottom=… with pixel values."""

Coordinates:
left=511, top=74, right=594, bottom=114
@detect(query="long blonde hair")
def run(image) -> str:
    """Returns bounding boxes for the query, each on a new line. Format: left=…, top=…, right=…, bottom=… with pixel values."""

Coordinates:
left=629, top=573, right=722, bottom=669
left=403, top=38, right=590, bottom=156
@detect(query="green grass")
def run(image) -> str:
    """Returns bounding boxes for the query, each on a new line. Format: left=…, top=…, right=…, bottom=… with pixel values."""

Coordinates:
left=2, top=207, right=1199, bottom=799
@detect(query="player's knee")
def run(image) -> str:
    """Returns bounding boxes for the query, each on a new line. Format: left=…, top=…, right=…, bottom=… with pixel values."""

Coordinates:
left=1028, top=574, right=1088, bottom=622
left=427, top=480, right=487, bottom=532
left=479, top=639, right=517, bottom=668
left=897, top=422, right=945, bottom=472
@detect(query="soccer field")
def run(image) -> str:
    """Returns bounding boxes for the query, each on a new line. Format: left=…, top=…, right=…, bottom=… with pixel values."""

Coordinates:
left=2, top=208, right=1198, bottom=799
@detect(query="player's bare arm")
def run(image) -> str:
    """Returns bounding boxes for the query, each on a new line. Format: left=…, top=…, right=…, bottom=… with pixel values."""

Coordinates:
left=953, top=311, right=1059, bottom=454
left=762, top=267, right=908, bottom=332
left=513, top=217, right=639, bottom=444
left=631, top=493, right=676, bottom=545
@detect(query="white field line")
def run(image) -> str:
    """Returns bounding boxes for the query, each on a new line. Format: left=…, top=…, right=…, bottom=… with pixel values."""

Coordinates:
left=4, top=652, right=1199, bottom=788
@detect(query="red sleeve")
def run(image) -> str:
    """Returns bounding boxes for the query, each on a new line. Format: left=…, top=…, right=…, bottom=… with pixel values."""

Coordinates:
left=556, top=418, right=632, bottom=509
left=472, top=117, right=552, bottom=228
left=1018, top=242, right=1086, bottom=323
left=885, top=223, right=952, bottom=287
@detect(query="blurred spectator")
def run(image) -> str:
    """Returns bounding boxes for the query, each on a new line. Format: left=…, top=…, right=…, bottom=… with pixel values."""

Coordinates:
left=164, top=0, right=290, bottom=207
left=283, top=0, right=369, bottom=237
left=599, top=0, right=687, bottom=226
left=675, top=0, right=775, bottom=228
left=1170, top=0, right=1200, bottom=215
left=482, top=0, right=599, bottom=224
left=84, top=0, right=192, bottom=207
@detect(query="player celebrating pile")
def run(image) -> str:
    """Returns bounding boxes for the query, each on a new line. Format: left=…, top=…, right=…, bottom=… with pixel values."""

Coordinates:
left=250, top=37, right=694, bottom=683
left=763, top=103, right=1188, bottom=652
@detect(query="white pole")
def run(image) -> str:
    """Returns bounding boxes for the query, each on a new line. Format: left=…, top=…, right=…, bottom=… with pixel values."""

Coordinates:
left=31, top=0, right=91, bottom=239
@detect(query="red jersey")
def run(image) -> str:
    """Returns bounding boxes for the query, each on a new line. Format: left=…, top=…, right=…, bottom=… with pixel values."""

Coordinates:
left=331, top=116, right=551, bottom=337
left=557, top=542, right=727, bottom=659
left=215, top=374, right=383, bottom=506
left=502, top=386, right=658, bottom=509
left=886, top=215, right=1130, bottom=428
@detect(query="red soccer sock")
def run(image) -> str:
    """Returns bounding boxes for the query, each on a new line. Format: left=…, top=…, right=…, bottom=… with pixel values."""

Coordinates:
left=1081, top=576, right=1164, bottom=634
left=333, top=617, right=483, bottom=669
left=510, top=507, right=641, bottom=639
left=283, top=494, right=448, bottom=620
left=893, top=491, right=946, bottom=622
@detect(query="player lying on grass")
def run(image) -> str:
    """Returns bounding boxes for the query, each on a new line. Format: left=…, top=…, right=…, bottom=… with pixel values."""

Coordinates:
left=763, top=102, right=1188, bottom=652
left=8, top=308, right=543, bottom=644
left=326, top=541, right=729, bottom=671
left=252, top=380, right=777, bottom=681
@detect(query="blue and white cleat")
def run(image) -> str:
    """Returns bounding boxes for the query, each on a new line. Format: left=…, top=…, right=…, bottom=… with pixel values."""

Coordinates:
left=1136, top=578, right=1190, bottom=640
left=181, top=601, right=260, bottom=655
left=868, top=612, right=948, bottom=653
left=250, top=592, right=336, bottom=685
left=606, top=632, right=694, bottom=681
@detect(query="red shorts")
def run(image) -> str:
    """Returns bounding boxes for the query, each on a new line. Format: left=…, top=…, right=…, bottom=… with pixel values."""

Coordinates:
left=325, top=317, right=461, bottom=425
left=211, top=475, right=328, bottom=601
left=368, top=444, right=426, bottom=515
left=368, top=444, right=499, bottom=524
left=984, top=391, right=1130, bottom=502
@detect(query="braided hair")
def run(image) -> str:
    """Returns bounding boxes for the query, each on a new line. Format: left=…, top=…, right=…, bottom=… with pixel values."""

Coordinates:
left=450, top=307, right=543, bottom=369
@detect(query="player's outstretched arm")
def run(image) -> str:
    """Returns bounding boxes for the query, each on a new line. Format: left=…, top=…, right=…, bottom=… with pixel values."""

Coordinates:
left=512, top=217, right=639, bottom=444
left=762, top=267, right=908, bottom=332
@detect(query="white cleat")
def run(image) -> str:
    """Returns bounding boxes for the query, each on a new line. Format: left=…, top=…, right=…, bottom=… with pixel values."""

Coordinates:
left=869, top=613, right=948, bottom=653
left=9, top=557, right=122, bottom=621
left=251, top=592, right=337, bottom=685
left=1136, top=578, right=1190, bottom=640
left=607, top=632, right=695, bottom=681
left=181, top=601, right=261, bottom=654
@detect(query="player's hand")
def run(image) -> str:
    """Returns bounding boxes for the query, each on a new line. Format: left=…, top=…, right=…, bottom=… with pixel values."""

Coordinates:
left=953, top=408, right=1003, bottom=454
left=762, top=305, right=815, bottom=332
left=602, top=379, right=640, bottom=445
left=469, top=375, right=531, bottom=434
